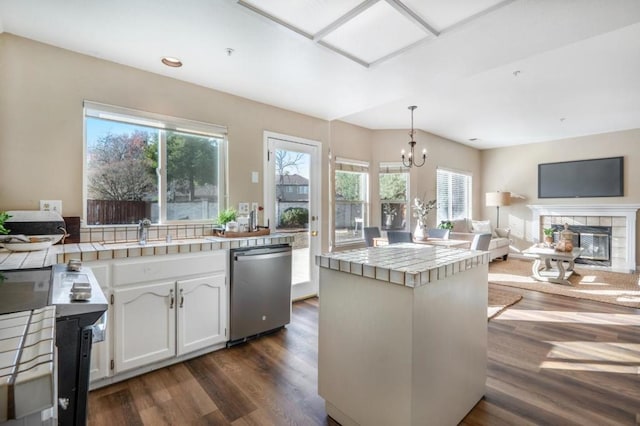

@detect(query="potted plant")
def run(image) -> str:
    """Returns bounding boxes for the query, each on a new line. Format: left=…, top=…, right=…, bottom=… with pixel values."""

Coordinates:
left=0, top=211, right=11, bottom=235
left=543, top=227, right=554, bottom=246
left=216, top=208, right=237, bottom=228
left=438, top=220, right=453, bottom=231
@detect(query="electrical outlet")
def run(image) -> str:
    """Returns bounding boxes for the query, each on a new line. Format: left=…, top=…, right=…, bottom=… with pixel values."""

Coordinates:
left=251, top=202, right=258, bottom=212
left=238, top=202, right=250, bottom=214
left=40, top=200, right=62, bottom=214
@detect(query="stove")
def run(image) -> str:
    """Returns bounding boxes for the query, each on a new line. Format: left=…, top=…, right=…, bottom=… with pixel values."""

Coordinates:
left=0, top=264, right=108, bottom=426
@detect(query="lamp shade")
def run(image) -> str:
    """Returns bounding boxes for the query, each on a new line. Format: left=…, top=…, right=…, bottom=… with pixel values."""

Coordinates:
left=485, top=191, right=511, bottom=207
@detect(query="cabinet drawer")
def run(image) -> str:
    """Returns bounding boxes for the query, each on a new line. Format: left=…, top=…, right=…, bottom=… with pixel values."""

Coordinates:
left=112, top=251, right=227, bottom=286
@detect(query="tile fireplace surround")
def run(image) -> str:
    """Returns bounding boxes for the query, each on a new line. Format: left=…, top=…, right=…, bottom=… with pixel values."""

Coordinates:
left=528, top=204, right=640, bottom=273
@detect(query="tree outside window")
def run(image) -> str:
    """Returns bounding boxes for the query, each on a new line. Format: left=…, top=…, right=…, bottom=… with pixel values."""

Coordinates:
left=334, top=160, right=369, bottom=245
left=85, top=104, right=225, bottom=225
left=379, top=164, right=409, bottom=230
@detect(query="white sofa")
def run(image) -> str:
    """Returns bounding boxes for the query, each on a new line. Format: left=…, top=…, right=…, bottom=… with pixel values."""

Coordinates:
left=449, top=219, right=511, bottom=261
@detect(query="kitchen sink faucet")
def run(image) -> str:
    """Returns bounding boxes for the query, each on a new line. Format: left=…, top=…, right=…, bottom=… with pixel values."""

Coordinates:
left=138, top=218, right=151, bottom=245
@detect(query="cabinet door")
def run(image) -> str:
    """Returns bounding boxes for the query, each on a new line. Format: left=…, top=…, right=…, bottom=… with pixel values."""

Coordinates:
left=113, top=281, right=176, bottom=373
left=176, top=274, right=227, bottom=356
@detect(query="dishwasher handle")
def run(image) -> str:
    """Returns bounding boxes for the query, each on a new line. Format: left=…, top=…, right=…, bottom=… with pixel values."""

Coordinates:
left=234, top=250, right=291, bottom=262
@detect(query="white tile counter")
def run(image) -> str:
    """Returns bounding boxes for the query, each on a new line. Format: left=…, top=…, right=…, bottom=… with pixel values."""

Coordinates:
left=0, top=234, right=294, bottom=270
left=0, top=306, right=56, bottom=422
left=316, top=242, right=489, bottom=288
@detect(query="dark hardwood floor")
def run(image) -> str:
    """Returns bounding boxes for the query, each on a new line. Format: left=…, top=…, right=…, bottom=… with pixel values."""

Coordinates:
left=89, top=286, right=640, bottom=425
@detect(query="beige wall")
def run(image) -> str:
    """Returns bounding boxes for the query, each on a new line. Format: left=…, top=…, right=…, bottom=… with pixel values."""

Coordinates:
left=481, top=129, right=640, bottom=264
left=0, top=34, right=331, bottom=250
left=371, top=130, right=482, bottom=230
left=0, top=33, right=480, bottom=253
left=6, top=34, right=636, bottom=263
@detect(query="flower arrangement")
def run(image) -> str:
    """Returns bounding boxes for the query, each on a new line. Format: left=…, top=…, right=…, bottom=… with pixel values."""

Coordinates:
left=382, top=203, right=397, bottom=219
left=413, top=198, right=437, bottom=223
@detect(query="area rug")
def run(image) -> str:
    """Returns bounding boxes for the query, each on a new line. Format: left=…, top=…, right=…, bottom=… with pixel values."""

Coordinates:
left=488, top=285, right=522, bottom=320
left=489, top=258, right=640, bottom=309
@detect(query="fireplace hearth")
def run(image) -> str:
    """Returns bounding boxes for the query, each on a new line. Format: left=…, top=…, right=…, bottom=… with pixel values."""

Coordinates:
left=528, top=204, right=640, bottom=273
left=551, top=224, right=611, bottom=266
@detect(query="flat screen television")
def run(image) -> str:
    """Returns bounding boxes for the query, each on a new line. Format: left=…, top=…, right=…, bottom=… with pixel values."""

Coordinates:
left=538, top=156, right=623, bottom=198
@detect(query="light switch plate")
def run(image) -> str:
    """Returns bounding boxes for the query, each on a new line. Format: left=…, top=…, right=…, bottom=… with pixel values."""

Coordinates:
left=40, top=200, right=62, bottom=214
left=238, top=203, right=250, bottom=214
left=251, top=202, right=259, bottom=212
left=251, top=172, right=259, bottom=183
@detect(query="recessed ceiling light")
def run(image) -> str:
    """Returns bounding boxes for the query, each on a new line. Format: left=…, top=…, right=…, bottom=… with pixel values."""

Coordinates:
left=161, top=57, right=182, bottom=68
left=226, top=48, right=235, bottom=56
left=513, top=70, right=521, bottom=77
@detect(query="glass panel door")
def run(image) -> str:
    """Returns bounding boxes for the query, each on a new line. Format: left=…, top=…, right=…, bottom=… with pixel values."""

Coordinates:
left=264, top=133, right=321, bottom=300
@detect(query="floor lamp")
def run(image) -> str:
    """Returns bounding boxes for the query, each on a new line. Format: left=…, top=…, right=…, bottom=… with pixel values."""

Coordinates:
left=485, top=191, right=511, bottom=228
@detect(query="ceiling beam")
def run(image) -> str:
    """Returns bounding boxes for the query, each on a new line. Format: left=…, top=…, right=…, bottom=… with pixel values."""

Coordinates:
left=236, top=0, right=313, bottom=40
left=384, top=0, right=439, bottom=37
left=313, top=0, right=381, bottom=42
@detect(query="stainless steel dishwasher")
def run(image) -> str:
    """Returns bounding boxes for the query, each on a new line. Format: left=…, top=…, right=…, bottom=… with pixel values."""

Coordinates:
left=229, top=244, right=292, bottom=345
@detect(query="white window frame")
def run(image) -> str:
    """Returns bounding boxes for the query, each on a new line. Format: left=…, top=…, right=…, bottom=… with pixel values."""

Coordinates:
left=334, top=157, right=369, bottom=246
left=436, top=167, right=473, bottom=223
left=378, top=162, right=410, bottom=231
left=83, top=101, right=228, bottom=225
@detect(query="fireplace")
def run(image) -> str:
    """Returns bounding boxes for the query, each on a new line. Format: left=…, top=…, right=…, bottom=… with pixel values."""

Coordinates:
left=550, top=224, right=611, bottom=266
left=528, top=204, right=640, bottom=273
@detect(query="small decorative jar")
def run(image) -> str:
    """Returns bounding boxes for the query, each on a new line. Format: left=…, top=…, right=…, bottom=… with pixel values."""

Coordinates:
left=555, top=223, right=574, bottom=252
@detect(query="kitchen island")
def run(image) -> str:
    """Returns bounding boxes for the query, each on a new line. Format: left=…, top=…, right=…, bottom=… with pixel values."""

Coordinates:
left=316, top=243, right=489, bottom=426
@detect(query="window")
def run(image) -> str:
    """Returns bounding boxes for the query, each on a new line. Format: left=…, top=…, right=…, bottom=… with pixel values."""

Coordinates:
left=437, top=168, right=472, bottom=223
left=334, top=158, right=369, bottom=245
left=379, top=163, right=409, bottom=231
left=84, top=102, right=227, bottom=225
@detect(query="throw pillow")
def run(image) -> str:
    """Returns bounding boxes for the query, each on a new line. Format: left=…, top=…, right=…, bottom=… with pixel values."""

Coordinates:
left=472, top=220, right=493, bottom=235
left=495, top=228, right=510, bottom=238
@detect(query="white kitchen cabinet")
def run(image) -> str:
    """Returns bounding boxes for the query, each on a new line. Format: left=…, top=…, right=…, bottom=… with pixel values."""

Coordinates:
left=109, top=252, right=228, bottom=375
left=113, top=281, right=177, bottom=373
left=176, top=274, right=227, bottom=356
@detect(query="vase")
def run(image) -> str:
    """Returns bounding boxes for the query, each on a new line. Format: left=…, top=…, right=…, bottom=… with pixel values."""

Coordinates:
left=385, top=215, right=393, bottom=228
left=414, top=221, right=427, bottom=241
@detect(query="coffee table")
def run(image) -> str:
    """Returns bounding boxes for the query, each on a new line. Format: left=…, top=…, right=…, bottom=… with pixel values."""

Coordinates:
left=523, top=246, right=584, bottom=285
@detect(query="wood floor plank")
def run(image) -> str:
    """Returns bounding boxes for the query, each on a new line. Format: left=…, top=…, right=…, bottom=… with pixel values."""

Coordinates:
left=185, top=355, right=257, bottom=422
left=89, top=285, right=640, bottom=425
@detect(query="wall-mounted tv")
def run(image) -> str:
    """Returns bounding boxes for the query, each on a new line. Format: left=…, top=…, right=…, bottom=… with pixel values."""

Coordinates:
left=538, top=156, right=623, bottom=198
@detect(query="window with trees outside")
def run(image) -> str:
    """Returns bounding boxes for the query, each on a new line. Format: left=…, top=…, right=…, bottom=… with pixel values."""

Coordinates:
left=84, top=102, right=227, bottom=225
left=334, top=158, right=369, bottom=245
left=379, top=163, right=409, bottom=231
left=436, top=168, right=472, bottom=223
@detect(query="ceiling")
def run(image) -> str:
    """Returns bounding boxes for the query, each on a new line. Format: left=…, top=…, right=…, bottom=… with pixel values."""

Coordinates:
left=1, top=0, right=639, bottom=149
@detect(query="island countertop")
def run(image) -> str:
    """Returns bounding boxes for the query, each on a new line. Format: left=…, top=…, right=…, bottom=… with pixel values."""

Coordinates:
left=315, top=243, right=489, bottom=288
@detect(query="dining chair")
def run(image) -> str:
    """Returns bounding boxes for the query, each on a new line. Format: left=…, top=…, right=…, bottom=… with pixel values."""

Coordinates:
left=363, top=227, right=381, bottom=247
left=427, top=228, right=450, bottom=239
left=387, top=231, right=412, bottom=244
left=470, top=233, right=492, bottom=251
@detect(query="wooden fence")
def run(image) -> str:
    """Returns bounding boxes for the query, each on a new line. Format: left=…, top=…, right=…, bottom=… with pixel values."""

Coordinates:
left=87, top=200, right=150, bottom=225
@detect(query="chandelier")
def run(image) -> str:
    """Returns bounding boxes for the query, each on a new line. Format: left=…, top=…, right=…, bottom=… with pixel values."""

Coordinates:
left=401, top=105, right=427, bottom=168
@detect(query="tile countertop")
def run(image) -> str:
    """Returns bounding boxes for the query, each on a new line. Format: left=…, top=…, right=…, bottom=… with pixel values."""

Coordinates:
left=316, top=243, right=490, bottom=288
left=0, top=234, right=294, bottom=270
